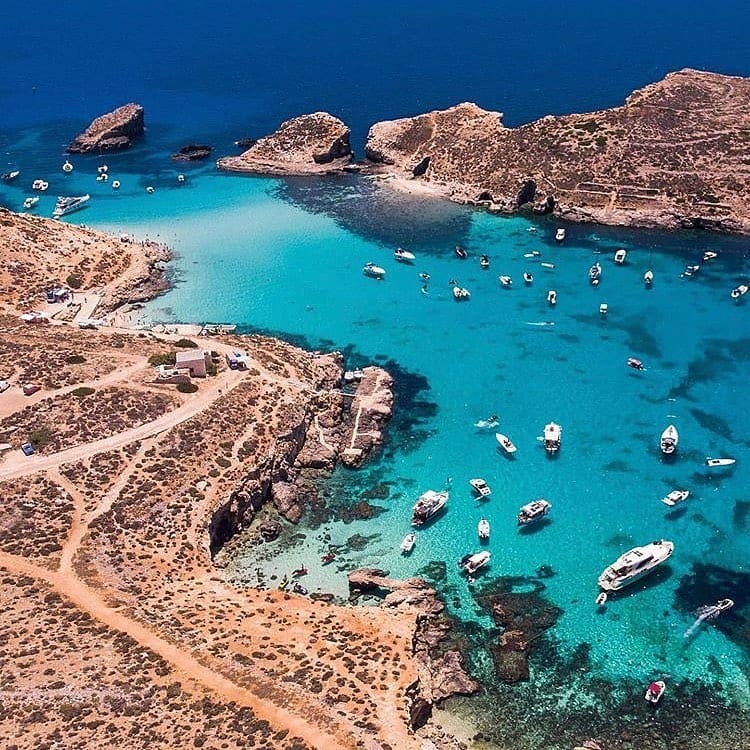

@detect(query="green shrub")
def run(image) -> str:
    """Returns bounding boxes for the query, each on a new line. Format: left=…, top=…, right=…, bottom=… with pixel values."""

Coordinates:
left=66, top=275, right=82, bottom=289
left=29, top=427, right=54, bottom=448
left=216, top=456, right=231, bottom=469
left=176, top=382, right=198, bottom=394
left=174, top=338, right=198, bottom=349
left=148, top=352, right=176, bottom=367
left=65, top=354, right=86, bottom=365
left=71, top=386, right=95, bottom=398
left=206, top=362, right=218, bottom=376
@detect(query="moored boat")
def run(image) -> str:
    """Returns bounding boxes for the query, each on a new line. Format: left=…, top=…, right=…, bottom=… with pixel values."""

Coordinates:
left=702, top=250, right=718, bottom=262
left=705, top=457, right=736, bottom=468
left=627, top=357, right=645, bottom=371
left=730, top=284, right=748, bottom=299
left=62, top=160, right=74, bottom=173
left=1, top=170, right=20, bottom=181
left=499, top=275, right=512, bottom=287
left=455, top=245, right=468, bottom=259
left=22, top=196, right=39, bottom=210
left=543, top=422, right=562, bottom=453
left=52, top=193, right=90, bottom=218
left=598, top=539, right=674, bottom=592
left=547, top=289, right=557, bottom=305
left=452, top=285, right=471, bottom=300
left=477, top=518, right=490, bottom=540
left=400, top=532, right=416, bottom=554
left=661, top=489, right=690, bottom=507
left=32, top=179, right=49, bottom=191
left=614, top=248, right=627, bottom=264
left=474, top=415, right=499, bottom=429
left=394, top=247, right=415, bottom=263
left=660, top=424, right=678, bottom=456
left=599, top=303, right=608, bottom=315
left=412, top=489, right=449, bottom=526
left=645, top=681, right=666, bottom=704
left=589, top=262, right=602, bottom=284
left=683, top=264, right=700, bottom=277
left=495, top=432, right=517, bottom=454
left=644, top=270, right=654, bottom=286
left=363, top=262, right=386, bottom=279
left=458, top=550, right=490, bottom=575
left=480, top=255, right=490, bottom=269
left=523, top=272, right=533, bottom=284
left=555, top=228, right=566, bottom=242
left=469, top=478, right=492, bottom=498
left=517, top=499, right=551, bottom=525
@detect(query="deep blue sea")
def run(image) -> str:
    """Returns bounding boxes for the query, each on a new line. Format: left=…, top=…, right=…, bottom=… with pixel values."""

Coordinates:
left=3, top=3, right=749, bottom=748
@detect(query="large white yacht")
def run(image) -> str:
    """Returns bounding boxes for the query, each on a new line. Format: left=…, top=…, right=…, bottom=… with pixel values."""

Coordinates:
left=598, top=540, right=674, bottom=592
left=543, top=422, right=562, bottom=453
left=52, top=194, right=90, bottom=218
left=411, top=489, right=449, bottom=526
left=660, top=424, right=678, bottom=455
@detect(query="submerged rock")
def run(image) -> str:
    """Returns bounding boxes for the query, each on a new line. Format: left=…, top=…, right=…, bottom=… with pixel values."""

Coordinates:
left=172, top=144, right=213, bottom=161
left=68, top=103, right=145, bottom=153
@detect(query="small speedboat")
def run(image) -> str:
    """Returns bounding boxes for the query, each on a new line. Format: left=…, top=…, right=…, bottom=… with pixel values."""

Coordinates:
left=32, top=179, right=49, bottom=192
left=702, top=250, right=718, bottom=262
left=661, top=489, right=690, bottom=507
left=523, top=250, right=542, bottom=259
left=731, top=284, right=748, bottom=299
left=452, top=285, right=471, bottom=300
left=458, top=550, right=490, bottom=575
left=292, top=582, right=308, bottom=595
left=97, top=165, right=108, bottom=174
left=555, top=228, right=566, bottom=242
left=540, top=262, right=555, bottom=269
left=645, top=681, right=666, bottom=704
left=614, top=248, right=627, bottom=264
left=469, top=478, right=492, bottom=499
left=394, top=247, right=416, bottom=263
left=644, top=270, right=654, bottom=286
left=499, top=275, right=512, bottom=287
left=589, top=262, right=602, bottom=284
left=112, top=180, right=121, bottom=189
left=660, top=424, right=678, bottom=456
left=455, top=245, right=468, bottom=259
left=705, top=457, right=736, bottom=468
left=477, top=519, right=490, bottom=540
left=22, top=196, right=39, bottom=210
left=517, top=499, right=551, bottom=525
left=96, top=173, right=108, bottom=182
left=62, top=160, right=73, bottom=173
left=495, top=433, right=517, bottom=454
left=543, top=422, right=562, bottom=453
left=400, top=532, right=416, bottom=554
left=480, top=255, right=490, bottom=269
left=627, top=357, right=645, bottom=371
left=418, top=272, right=431, bottom=282
left=363, top=262, right=386, bottom=279
left=547, top=290, right=557, bottom=305
left=523, top=272, right=533, bottom=284
left=474, top=416, right=499, bottom=429
left=1, top=170, right=20, bottom=181
left=682, top=264, right=700, bottom=277
left=599, top=303, right=608, bottom=315
left=177, top=174, right=186, bottom=183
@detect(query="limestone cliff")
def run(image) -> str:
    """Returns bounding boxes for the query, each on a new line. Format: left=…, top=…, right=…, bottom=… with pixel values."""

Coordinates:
left=365, top=69, right=750, bottom=233
left=217, top=112, right=353, bottom=175
left=67, top=103, right=145, bottom=153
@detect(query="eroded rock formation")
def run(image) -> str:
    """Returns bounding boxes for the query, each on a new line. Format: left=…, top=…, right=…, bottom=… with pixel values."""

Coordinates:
left=172, top=144, right=213, bottom=161
left=68, top=103, right=145, bottom=153
left=365, top=69, right=750, bottom=233
left=217, top=112, right=353, bottom=175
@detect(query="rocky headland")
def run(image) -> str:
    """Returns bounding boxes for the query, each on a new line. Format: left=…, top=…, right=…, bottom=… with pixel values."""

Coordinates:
left=67, top=103, right=145, bottom=154
left=217, top=112, right=353, bottom=175
left=364, top=69, right=750, bottom=233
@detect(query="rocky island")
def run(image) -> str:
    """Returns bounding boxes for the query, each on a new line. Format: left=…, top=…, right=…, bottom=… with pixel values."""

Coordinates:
left=217, top=112, right=353, bottom=175
left=67, top=103, right=145, bottom=154
left=365, top=69, right=750, bottom=233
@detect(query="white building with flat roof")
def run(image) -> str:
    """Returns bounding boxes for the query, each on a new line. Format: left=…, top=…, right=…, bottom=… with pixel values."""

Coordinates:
left=175, top=349, right=211, bottom=378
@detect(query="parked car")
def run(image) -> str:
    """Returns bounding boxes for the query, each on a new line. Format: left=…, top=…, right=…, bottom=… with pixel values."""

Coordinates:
left=21, top=442, right=35, bottom=456
left=0, top=379, right=9, bottom=393
left=22, top=383, right=40, bottom=396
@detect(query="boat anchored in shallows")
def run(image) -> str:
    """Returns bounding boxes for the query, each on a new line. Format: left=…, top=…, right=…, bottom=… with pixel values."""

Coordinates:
left=52, top=194, right=90, bottom=218
left=477, top=518, right=490, bottom=540
left=517, top=499, right=551, bottom=525
left=645, top=681, right=666, bottom=704
left=363, top=262, right=385, bottom=279
left=543, top=422, right=562, bottom=453
left=458, top=551, right=490, bottom=576
left=469, top=478, right=492, bottom=499
left=411, top=489, right=449, bottom=526
left=597, top=539, right=674, bottom=592
left=660, top=424, right=678, bottom=456
left=400, top=532, right=416, bottom=554
left=661, top=489, right=689, bottom=507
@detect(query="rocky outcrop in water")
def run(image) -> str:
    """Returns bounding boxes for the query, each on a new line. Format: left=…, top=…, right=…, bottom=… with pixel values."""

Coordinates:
left=364, top=69, right=750, bottom=234
left=217, top=112, right=353, bottom=175
left=68, top=103, right=145, bottom=153
left=172, top=144, right=213, bottom=161
left=348, top=568, right=479, bottom=730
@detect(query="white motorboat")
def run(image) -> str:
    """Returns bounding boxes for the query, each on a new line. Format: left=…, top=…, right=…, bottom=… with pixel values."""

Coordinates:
left=97, top=164, right=108, bottom=174
left=469, top=478, right=492, bottom=499
left=614, top=248, right=627, bottom=264
left=455, top=245, right=468, bottom=259
left=599, top=303, right=608, bottom=315
left=23, top=197, right=39, bottom=210
left=705, top=457, right=736, bottom=468
left=627, top=357, right=645, bottom=371
left=394, top=247, right=416, bottom=263
left=540, top=262, right=555, bottom=269
left=547, top=289, right=557, bottom=305
left=177, top=174, right=186, bottom=183
left=363, top=262, right=386, bottom=279
left=702, top=250, right=718, bottom=262
left=555, top=228, right=566, bottom=242
left=52, top=194, right=90, bottom=218
left=598, top=539, right=674, bottom=592
left=32, top=179, right=49, bottom=191
left=517, top=499, right=551, bottom=525
left=96, top=173, right=108, bottom=182
left=452, top=285, right=471, bottom=300
left=589, top=262, right=602, bottom=284
left=477, top=519, right=490, bottom=540
left=682, top=264, right=700, bottom=277
left=645, top=681, right=666, bottom=704
left=1, top=170, right=20, bottom=181
left=495, top=432, right=517, bottom=455
left=660, top=425, right=678, bottom=456
left=62, top=160, right=73, bottom=173
left=523, top=272, right=533, bottom=284
left=661, top=489, right=690, bottom=507
left=400, top=532, right=416, bottom=554
left=543, top=422, right=562, bottom=453
left=644, top=270, right=654, bottom=286
left=523, top=250, right=541, bottom=258
left=480, top=255, right=490, bottom=269
left=411, top=489, right=449, bottom=526
left=731, top=284, right=748, bottom=299
left=458, top=550, right=490, bottom=575
left=499, top=275, right=512, bottom=287
left=112, top=180, right=121, bottom=189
